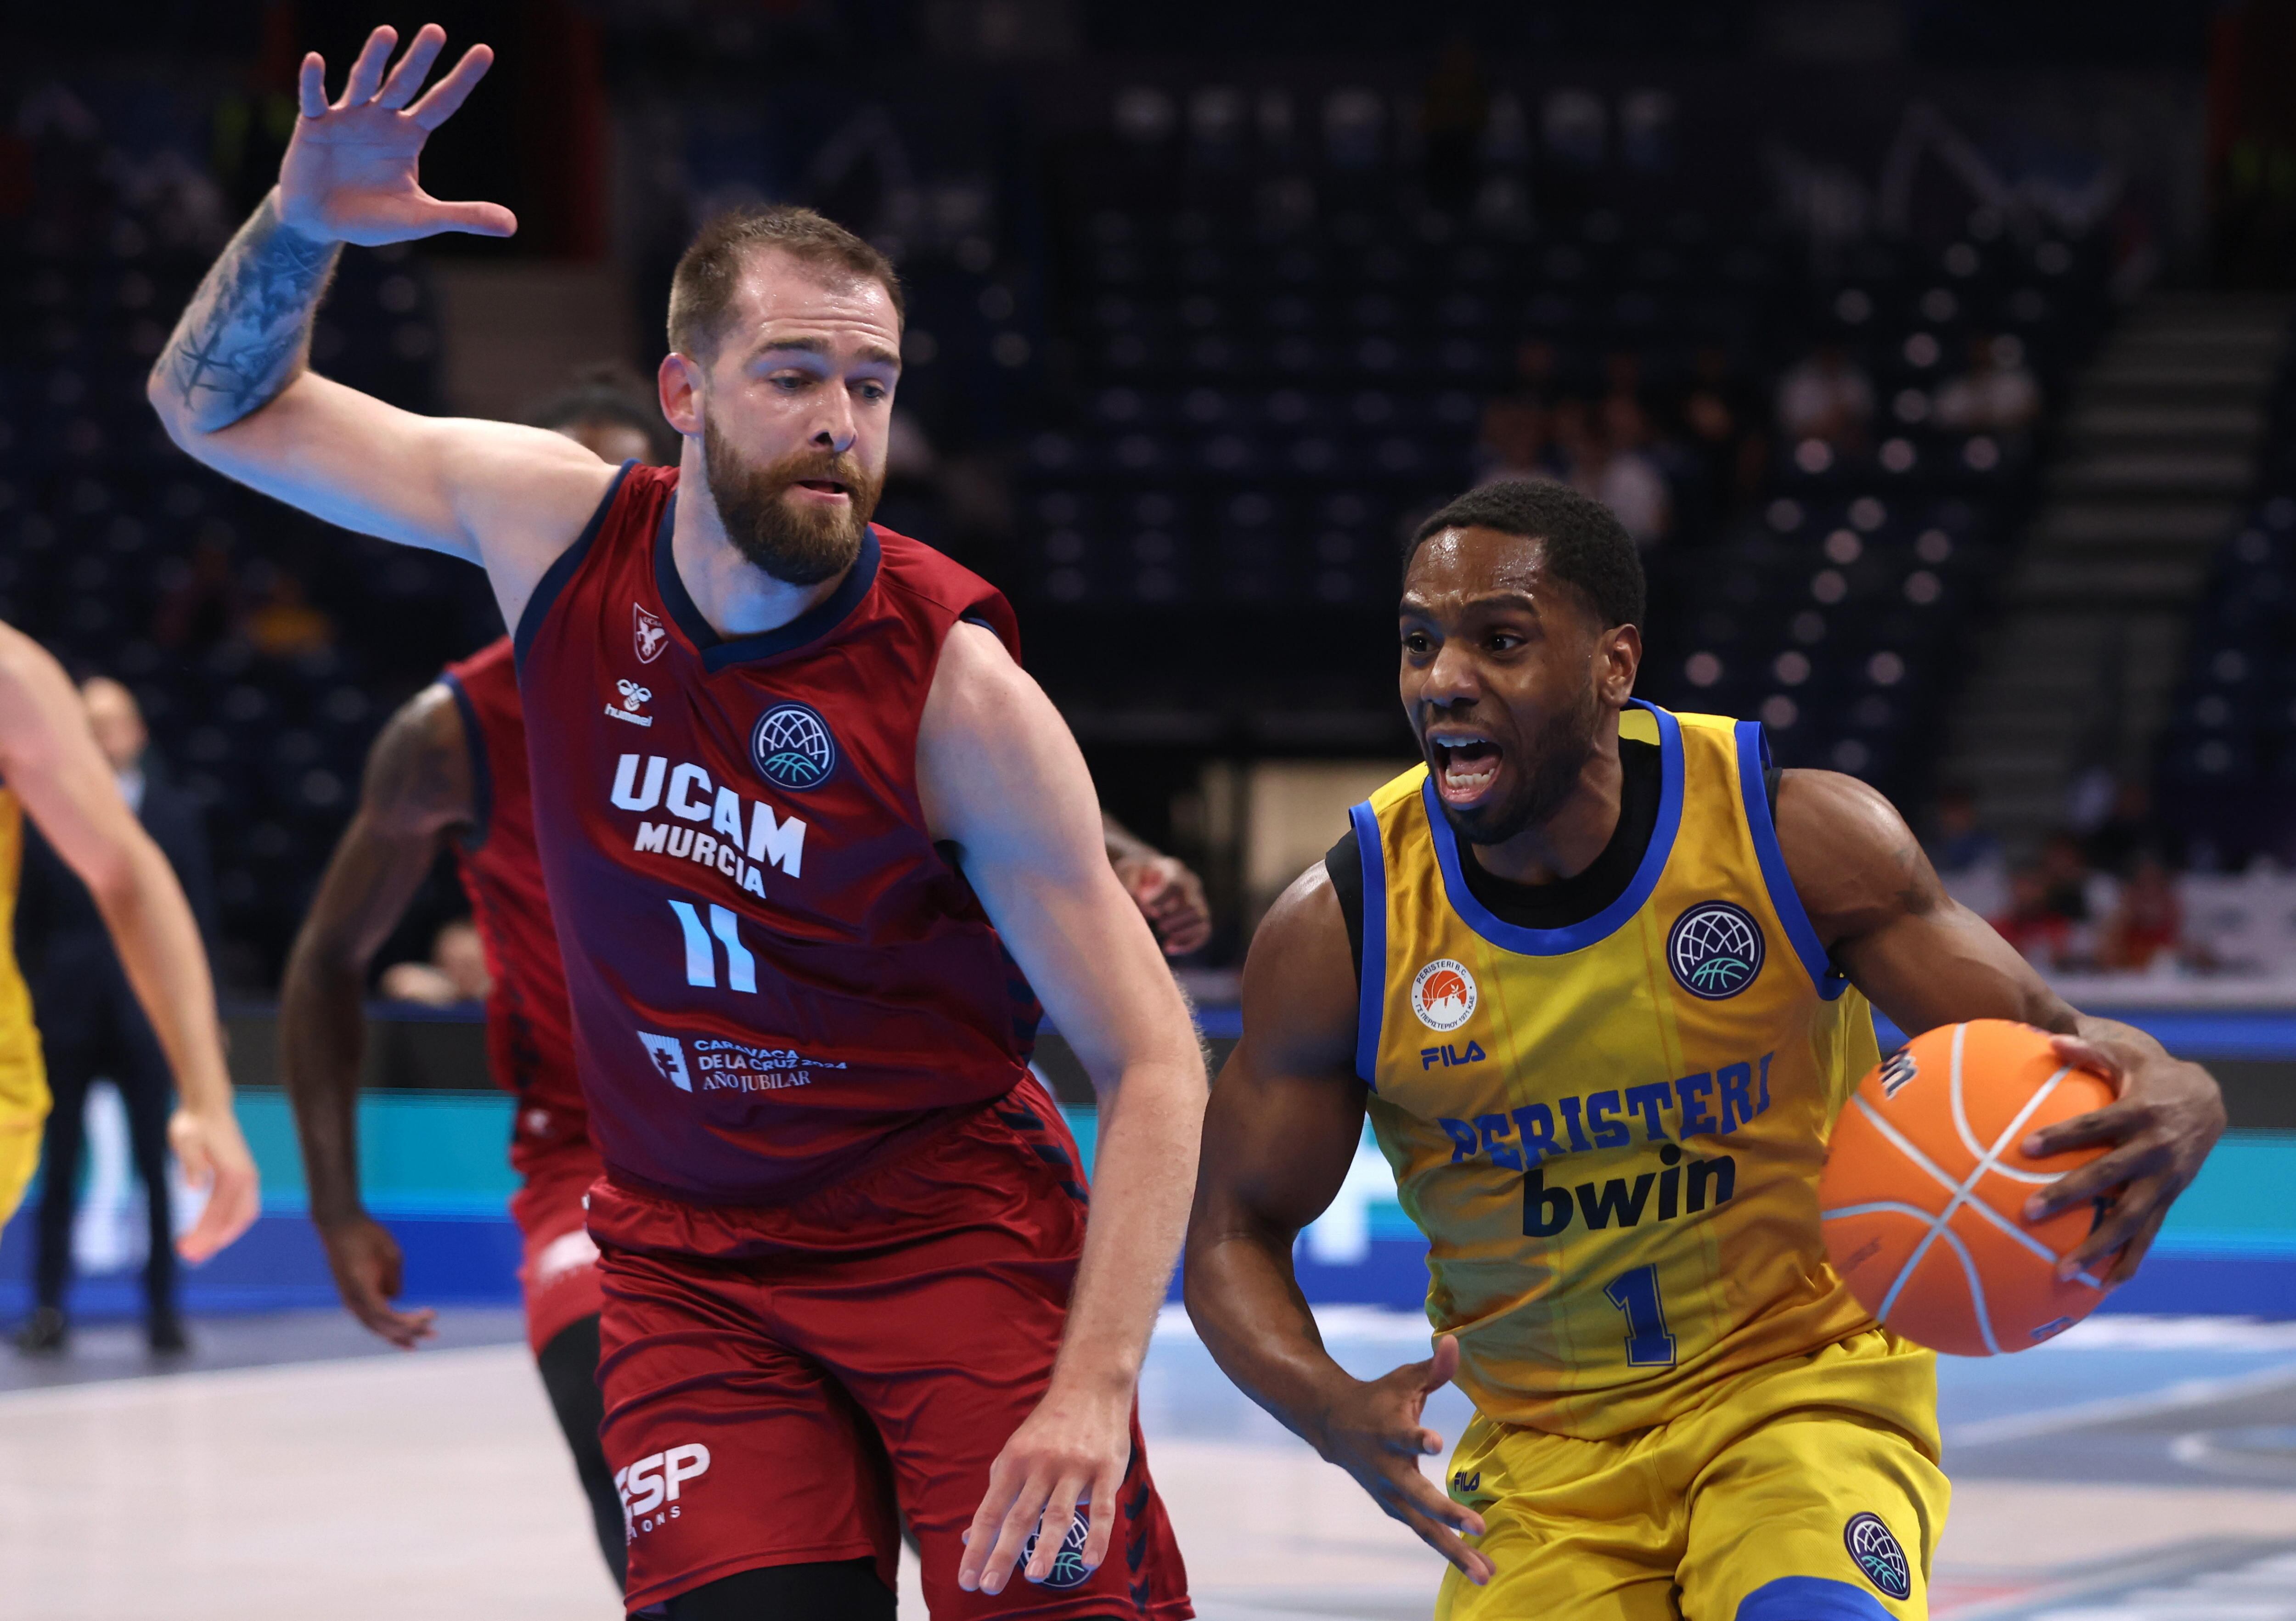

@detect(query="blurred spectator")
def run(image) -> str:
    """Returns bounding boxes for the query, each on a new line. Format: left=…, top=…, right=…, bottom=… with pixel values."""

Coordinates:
left=378, top=918, right=490, bottom=1007
left=2081, top=779, right=2168, bottom=876
left=152, top=536, right=243, bottom=653
left=1932, top=334, right=2042, bottom=437
left=1513, top=337, right=1562, bottom=405
left=1775, top=343, right=1874, bottom=453
left=1419, top=35, right=1488, bottom=216
left=13, top=679, right=215, bottom=1356
left=1474, top=396, right=1556, bottom=485
left=523, top=361, right=676, bottom=465
left=1553, top=396, right=1670, bottom=546
left=2038, top=829, right=2111, bottom=923
left=1926, top=783, right=2009, bottom=920
left=1674, top=344, right=1768, bottom=525
left=2099, top=855, right=2183, bottom=972
left=245, top=567, right=336, bottom=660
left=1994, top=868, right=2076, bottom=970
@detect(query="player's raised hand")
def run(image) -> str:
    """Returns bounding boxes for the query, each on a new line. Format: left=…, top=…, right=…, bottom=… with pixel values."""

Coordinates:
left=279, top=23, right=516, bottom=246
left=1114, top=851, right=1212, bottom=957
left=169, top=1103, right=260, bottom=1263
left=1311, top=1334, right=1495, bottom=1586
left=315, top=1209, right=439, bottom=1349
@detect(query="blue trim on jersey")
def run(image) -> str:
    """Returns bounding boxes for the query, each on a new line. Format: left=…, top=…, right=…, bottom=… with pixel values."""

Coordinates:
left=437, top=671, right=492, bottom=853
left=512, top=459, right=635, bottom=673
left=1420, top=698, right=1684, bottom=957
left=1735, top=1576, right=1896, bottom=1620
left=1734, top=719, right=1850, bottom=1001
left=1349, top=798, right=1388, bottom=1087
left=653, top=504, right=883, bottom=675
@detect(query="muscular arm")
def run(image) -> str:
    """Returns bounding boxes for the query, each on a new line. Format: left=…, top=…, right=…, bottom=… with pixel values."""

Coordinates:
left=278, top=684, right=473, bottom=1345
left=145, top=27, right=613, bottom=631
left=917, top=624, right=1208, bottom=1596
left=1778, top=769, right=2226, bottom=1282
left=1183, top=863, right=1491, bottom=1583
left=0, top=624, right=257, bottom=1261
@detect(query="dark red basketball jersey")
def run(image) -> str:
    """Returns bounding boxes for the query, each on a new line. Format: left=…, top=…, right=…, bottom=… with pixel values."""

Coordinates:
left=439, top=637, right=587, bottom=1171
left=512, top=462, right=1040, bottom=1206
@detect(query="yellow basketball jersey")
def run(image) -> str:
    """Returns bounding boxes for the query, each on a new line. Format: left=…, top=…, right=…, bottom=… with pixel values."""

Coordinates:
left=1351, top=701, right=1889, bottom=1438
left=0, top=787, right=49, bottom=1221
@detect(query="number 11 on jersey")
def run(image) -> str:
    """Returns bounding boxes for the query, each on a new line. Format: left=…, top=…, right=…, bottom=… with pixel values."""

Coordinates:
left=1604, top=1265, right=1677, bottom=1367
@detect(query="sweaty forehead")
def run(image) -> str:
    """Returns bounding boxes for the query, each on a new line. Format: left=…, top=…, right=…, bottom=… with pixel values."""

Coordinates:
left=1407, top=525, right=1553, bottom=601
left=728, top=250, right=902, bottom=351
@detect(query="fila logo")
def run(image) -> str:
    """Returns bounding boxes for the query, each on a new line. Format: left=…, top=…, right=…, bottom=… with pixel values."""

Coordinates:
left=634, top=602, right=669, bottom=664
left=617, top=1442, right=709, bottom=1537
left=606, top=679, right=654, bottom=727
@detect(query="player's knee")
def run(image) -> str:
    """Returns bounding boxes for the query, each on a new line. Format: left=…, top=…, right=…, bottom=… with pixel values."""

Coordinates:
left=661, top=1558, right=893, bottom=1621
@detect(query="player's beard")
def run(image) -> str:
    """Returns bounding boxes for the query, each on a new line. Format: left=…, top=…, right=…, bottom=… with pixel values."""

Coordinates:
left=1429, top=675, right=1603, bottom=847
left=702, top=419, right=882, bottom=587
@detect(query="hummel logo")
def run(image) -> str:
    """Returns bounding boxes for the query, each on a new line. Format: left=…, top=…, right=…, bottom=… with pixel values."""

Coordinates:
left=607, top=679, right=654, bottom=728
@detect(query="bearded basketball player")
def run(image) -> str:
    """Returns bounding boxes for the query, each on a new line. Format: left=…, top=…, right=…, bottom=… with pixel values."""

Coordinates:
left=151, top=25, right=1199, bottom=1619
left=1184, top=481, right=2227, bottom=1620
left=0, top=623, right=258, bottom=1260
left=279, top=374, right=1211, bottom=1587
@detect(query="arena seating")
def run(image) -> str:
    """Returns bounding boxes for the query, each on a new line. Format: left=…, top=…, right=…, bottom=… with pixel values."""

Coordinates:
left=2155, top=315, right=2296, bottom=867
left=1018, top=81, right=2113, bottom=808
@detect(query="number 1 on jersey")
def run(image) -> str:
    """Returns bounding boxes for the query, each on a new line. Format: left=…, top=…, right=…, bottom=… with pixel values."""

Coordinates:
left=1603, top=1265, right=1677, bottom=1368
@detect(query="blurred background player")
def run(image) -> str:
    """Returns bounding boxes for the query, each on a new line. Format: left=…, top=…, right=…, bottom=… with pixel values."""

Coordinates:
left=279, top=384, right=1211, bottom=1585
left=14, top=678, right=219, bottom=1354
left=0, top=624, right=259, bottom=1321
left=158, top=26, right=1208, bottom=1615
left=1186, top=482, right=2227, bottom=1618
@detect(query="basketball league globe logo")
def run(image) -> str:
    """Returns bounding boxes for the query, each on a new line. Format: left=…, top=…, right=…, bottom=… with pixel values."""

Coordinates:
left=751, top=702, right=838, bottom=793
left=1020, top=1507, right=1094, bottom=1590
left=1666, top=901, right=1765, bottom=1000
left=1843, top=1512, right=1912, bottom=1601
left=1411, top=958, right=1478, bottom=1032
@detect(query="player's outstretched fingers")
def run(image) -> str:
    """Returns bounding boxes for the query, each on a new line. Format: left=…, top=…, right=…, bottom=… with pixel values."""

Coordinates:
left=338, top=25, right=400, bottom=108
left=1396, top=1498, right=1496, bottom=1587
left=375, top=22, right=448, bottom=109
left=958, top=1453, right=1026, bottom=1593
left=408, top=42, right=498, bottom=132
left=298, top=52, right=330, bottom=119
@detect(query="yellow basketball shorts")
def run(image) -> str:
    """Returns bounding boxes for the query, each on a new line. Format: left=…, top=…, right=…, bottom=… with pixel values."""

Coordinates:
left=0, top=1039, right=50, bottom=1227
left=1438, top=1329, right=1947, bottom=1621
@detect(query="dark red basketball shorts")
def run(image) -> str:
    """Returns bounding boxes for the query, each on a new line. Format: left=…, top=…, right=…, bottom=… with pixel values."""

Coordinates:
left=589, top=1075, right=1193, bottom=1618
left=509, top=1135, right=609, bottom=1358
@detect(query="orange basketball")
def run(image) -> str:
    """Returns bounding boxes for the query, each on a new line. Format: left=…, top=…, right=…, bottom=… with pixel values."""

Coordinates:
left=1819, top=1019, right=2119, bottom=1356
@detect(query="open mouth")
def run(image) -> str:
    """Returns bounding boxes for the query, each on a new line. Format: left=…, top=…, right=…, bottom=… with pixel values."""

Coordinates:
left=788, top=478, right=851, bottom=499
left=1428, top=729, right=1503, bottom=806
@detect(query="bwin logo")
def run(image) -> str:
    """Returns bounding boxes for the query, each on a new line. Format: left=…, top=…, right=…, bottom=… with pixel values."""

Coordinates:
left=618, top=1443, right=710, bottom=1537
left=1667, top=901, right=1765, bottom=1001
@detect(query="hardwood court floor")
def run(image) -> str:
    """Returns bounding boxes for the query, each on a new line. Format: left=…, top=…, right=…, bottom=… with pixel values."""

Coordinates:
left=2, top=1311, right=2293, bottom=1619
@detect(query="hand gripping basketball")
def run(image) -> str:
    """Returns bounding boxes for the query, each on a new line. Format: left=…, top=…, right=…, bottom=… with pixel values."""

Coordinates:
left=279, top=23, right=517, bottom=247
left=1820, top=1019, right=2122, bottom=1356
